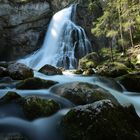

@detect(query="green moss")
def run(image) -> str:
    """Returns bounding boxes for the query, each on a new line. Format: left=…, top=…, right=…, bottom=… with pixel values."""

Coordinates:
left=23, top=97, right=60, bottom=120
left=61, top=100, right=140, bottom=140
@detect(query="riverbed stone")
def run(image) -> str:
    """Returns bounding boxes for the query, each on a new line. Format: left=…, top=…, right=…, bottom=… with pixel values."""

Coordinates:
left=7, top=63, right=34, bottom=80
left=117, top=72, right=140, bottom=92
left=39, top=64, right=63, bottom=75
left=23, top=96, right=60, bottom=120
left=16, top=77, right=58, bottom=89
left=61, top=100, right=140, bottom=140
left=51, top=82, right=119, bottom=105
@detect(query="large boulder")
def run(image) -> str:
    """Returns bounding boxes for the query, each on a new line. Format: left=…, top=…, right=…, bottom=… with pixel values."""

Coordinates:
left=117, top=72, right=140, bottom=92
left=61, top=100, right=140, bottom=140
left=23, top=96, right=60, bottom=120
left=79, top=52, right=100, bottom=69
left=39, top=64, right=62, bottom=75
left=51, top=82, right=119, bottom=105
left=0, top=0, right=52, bottom=61
left=0, top=67, right=7, bottom=77
left=7, top=63, right=33, bottom=80
left=96, top=62, right=129, bottom=78
left=16, top=77, right=58, bottom=89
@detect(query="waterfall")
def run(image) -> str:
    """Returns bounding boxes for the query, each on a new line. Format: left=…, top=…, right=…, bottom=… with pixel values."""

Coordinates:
left=19, top=5, right=92, bottom=70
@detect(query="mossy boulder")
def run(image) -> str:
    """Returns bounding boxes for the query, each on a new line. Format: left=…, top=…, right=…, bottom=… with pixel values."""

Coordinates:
left=16, top=77, right=58, bottom=90
left=39, top=64, right=63, bottom=75
left=79, top=52, right=100, bottom=69
left=7, top=63, right=34, bottom=80
left=51, top=82, right=119, bottom=105
left=23, top=96, right=60, bottom=120
left=96, top=62, right=129, bottom=78
left=61, top=100, right=140, bottom=140
left=117, top=72, right=140, bottom=92
left=82, top=68, right=95, bottom=76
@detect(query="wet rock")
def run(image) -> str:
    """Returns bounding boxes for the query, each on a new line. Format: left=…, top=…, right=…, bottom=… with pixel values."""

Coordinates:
left=61, top=100, right=140, bottom=140
left=0, top=133, right=28, bottom=140
left=39, top=64, right=62, bottom=75
left=0, top=92, right=23, bottom=104
left=51, top=82, right=119, bottom=105
left=16, top=77, right=58, bottom=89
left=7, top=63, right=33, bottom=80
left=0, top=67, right=8, bottom=77
left=117, top=72, right=140, bottom=92
left=96, top=62, right=129, bottom=78
left=23, top=96, right=60, bottom=120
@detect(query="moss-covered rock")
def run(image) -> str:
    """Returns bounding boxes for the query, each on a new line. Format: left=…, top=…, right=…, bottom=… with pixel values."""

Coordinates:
left=39, top=64, right=63, bottom=75
left=79, top=52, right=100, bottom=69
left=23, top=96, right=60, bottom=120
left=61, top=100, right=140, bottom=140
left=16, top=77, right=58, bottom=89
left=96, top=62, right=129, bottom=78
left=82, top=68, right=95, bottom=76
left=7, top=63, right=34, bottom=80
left=117, top=72, right=140, bottom=92
left=51, top=82, right=119, bottom=105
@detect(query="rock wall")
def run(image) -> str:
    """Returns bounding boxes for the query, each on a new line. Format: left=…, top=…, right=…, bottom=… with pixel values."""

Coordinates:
left=0, top=0, right=52, bottom=61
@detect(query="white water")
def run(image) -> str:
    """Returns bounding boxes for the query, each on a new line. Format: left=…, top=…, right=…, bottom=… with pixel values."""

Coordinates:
left=19, top=5, right=91, bottom=70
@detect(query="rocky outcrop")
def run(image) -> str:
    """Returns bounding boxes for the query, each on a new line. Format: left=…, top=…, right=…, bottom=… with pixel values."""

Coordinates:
left=61, top=100, right=140, bottom=140
left=51, top=82, right=119, bottom=105
left=0, top=0, right=52, bottom=61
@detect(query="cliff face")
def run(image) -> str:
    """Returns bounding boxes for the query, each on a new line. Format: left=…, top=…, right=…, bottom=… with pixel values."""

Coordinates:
left=0, top=0, right=104, bottom=61
left=0, top=0, right=52, bottom=61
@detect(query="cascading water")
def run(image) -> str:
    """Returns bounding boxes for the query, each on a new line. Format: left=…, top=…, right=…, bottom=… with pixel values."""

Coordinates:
left=19, top=5, right=92, bottom=70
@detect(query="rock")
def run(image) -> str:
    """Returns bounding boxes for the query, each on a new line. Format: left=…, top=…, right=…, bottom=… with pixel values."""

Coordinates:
left=96, top=62, right=129, bottom=78
left=7, top=63, right=34, bottom=80
left=79, top=52, right=100, bottom=69
left=117, top=72, right=140, bottom=92
left=23, top=96, right=60, bottom=120
left=61, top=100, right=140, bottom=140
left=0, top=133, right=27, bottom=140
left=16, top=77, right=58, bottom=89
left=0, top=0, right=52, bottom=61
left=39, top=64, right=62, bottom=75
left=51, top=82, right=119, bottom=105
left=82, top=68, right=95, bottom=76
left=0, top=92, right=23, bottom=104
left=0, top=67, right=8, bottom=77
left=73, top=69, right=83, bottom=74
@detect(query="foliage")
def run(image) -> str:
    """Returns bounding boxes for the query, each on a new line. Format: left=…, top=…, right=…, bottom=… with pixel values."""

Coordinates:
left=91, top=0, right=140, bottom=52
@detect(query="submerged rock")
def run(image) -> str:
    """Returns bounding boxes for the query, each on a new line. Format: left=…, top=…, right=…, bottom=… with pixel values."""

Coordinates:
left=61, top=100, right=140, bottom=140
left=16, top=77, right=58, bottom=90
left=23, top=96, right=60, bottom=120
left=96, top=62, right=129, bottom=78
left=7, top=63, right=33, bottom=80
left=39, top=64, right=62, bottom=75
left=51, top=82, right=119, bottom=105
left=117, top=72, right=140, bottom=92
